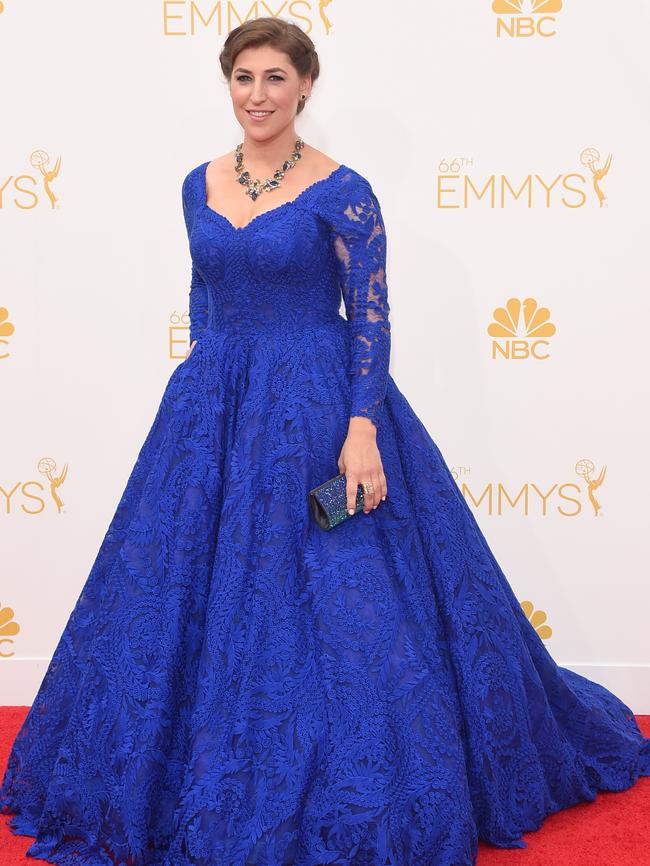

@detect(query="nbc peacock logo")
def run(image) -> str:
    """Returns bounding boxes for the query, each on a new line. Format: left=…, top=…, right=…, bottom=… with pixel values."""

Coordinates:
left=492, top=0, right=563, bottom=38
left=0, top=603, right=20, bottom=658
left=169, top=308, right=191, bottom=359
left=487, top=297, right=557, bottom=360
left=0, top=306, right=15, bottom=359
left=520, top=601, right=553, bottom=639
left=163, top=0, right=335, bottom=37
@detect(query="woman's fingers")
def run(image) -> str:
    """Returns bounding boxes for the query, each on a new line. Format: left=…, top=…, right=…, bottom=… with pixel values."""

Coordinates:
left=346, top=473, right=360, bottom=515
left=340, top=451, right=388, bottom=516
left=344, top=469, right=389, bottom=515
left=362, top=472, right=380, bottom=512
left=370, top=472, right=383, bottom=511
left=379, top=471, right=388, bottom=502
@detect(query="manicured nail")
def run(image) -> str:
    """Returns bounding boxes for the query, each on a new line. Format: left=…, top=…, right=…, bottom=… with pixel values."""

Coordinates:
left=348, top=508, right=354, bottom=515
left=382, top=496, right=386, bottom=500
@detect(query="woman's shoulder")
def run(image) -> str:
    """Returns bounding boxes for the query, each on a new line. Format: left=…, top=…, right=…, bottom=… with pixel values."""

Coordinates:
left=315, top=162, right=382, bottom=224
left=335, top=163, right=375, bottom=193
left=181, top=159, right=209, bottom=207
left=312, top=162, right=387, bottom=242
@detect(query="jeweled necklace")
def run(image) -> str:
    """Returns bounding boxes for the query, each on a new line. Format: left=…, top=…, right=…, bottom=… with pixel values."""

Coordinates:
left=235, top=138, right=305, bottom=201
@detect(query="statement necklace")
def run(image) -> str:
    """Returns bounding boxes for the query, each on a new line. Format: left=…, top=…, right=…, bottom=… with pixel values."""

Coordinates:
left=235, top=138, right=305, bottom=201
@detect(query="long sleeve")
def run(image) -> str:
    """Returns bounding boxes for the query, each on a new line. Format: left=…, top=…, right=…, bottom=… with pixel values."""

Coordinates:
left=181, top=172, right=209, bottom=344
left=328, top=173, right=391, bottom=430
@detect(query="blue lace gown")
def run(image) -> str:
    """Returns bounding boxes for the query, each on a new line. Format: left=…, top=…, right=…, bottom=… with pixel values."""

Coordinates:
left=2, top=162, right=649, bottom=866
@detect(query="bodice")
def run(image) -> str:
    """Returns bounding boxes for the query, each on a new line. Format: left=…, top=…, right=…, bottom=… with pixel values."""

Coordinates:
left=181, top=160, right=392, bottom=429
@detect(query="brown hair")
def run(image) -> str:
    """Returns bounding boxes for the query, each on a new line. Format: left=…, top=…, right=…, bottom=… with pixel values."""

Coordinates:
left=219, top=17, right=320, bottom=116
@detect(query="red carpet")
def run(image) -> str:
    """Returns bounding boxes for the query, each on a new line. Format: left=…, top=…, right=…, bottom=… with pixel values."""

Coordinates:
left=1, top=707, right=649, bottom=865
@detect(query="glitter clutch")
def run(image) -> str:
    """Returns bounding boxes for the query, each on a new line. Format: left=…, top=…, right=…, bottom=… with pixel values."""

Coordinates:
left=308, top=472, right=365, bottom=530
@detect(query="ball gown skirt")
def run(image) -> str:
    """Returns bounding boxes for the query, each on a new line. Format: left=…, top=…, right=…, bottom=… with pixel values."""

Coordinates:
left=2, top=162, right=649, bottom=866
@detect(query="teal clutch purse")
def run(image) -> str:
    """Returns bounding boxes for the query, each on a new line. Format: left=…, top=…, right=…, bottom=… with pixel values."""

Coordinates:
left=308, top=473, right=365, bottom=530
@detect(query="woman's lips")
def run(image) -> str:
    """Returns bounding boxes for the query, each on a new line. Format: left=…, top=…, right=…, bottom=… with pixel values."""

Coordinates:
left=247, top=110, right=274, bottom=121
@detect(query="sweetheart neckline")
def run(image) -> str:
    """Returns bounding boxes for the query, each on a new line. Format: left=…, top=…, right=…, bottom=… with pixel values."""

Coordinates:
left=200, top=161, right=347, bottom=232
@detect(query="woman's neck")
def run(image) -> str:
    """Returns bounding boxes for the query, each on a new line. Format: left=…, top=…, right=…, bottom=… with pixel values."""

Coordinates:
left=239, top=131, right=303, bottom=175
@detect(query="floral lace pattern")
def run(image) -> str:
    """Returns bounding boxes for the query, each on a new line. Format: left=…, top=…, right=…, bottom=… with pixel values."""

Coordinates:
left=2, top=161, right=649, bottom=866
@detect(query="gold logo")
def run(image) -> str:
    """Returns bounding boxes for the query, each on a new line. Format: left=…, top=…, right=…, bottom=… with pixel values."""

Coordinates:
left=169, top=309, right=191, bottom=359
left=38, top=456, right=69, bottom=513
left=580, top=147, right=612, bottom=208
left=31, top=149, right=61, bottom=209
left=493, top=0, right=563, bottom=37
left=1, top=457, right=69, bottom=514
left=163, top=2, right=335, bottom=37
left=2, top=150, right=62, bottom=210
left=438, top=147, right=612, bottom=209
left=520, top=600, right=553, bottom=639
left=492, top=0, right=562, bottom=11
left=0, top=306, right=15, bottom=359
left=452, top=457, right=607, bottom=517
left=487, top=297, right=557, bottom=360
left=575, top=458, right=606, bottom=517
left=0, top=604, right=20, bottom=658
left=318, top=0, right=334, bottom=36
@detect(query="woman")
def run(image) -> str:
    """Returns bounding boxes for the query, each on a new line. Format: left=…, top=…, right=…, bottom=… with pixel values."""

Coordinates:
left=2, top=16, right=649, bottom=866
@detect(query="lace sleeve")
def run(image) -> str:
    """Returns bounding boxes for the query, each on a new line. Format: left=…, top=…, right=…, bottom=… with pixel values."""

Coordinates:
left=182, top=172, right=209, bottom=344
left=328, top=172, right=391, bottom=430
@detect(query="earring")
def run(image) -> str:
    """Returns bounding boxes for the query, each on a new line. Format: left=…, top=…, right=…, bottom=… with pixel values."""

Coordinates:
left=301, top=94, right=306, bottom=100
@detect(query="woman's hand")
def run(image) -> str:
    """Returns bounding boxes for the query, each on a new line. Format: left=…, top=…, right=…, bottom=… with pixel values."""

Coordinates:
left=185, top=339, right=197, bottom=360
left=337, top=416, right=388, bottom=515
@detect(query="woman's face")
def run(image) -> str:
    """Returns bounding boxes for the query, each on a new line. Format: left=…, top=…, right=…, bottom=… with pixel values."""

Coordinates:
left=229, top=44, right=310, bottom=140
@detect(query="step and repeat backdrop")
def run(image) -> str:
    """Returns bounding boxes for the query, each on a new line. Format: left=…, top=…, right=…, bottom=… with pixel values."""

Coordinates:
left=1, top=1, right=649, bottom=707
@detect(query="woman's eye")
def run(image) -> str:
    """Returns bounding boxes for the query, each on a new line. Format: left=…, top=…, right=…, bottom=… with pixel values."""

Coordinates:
left=236, top=75, right=284, bottom=82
